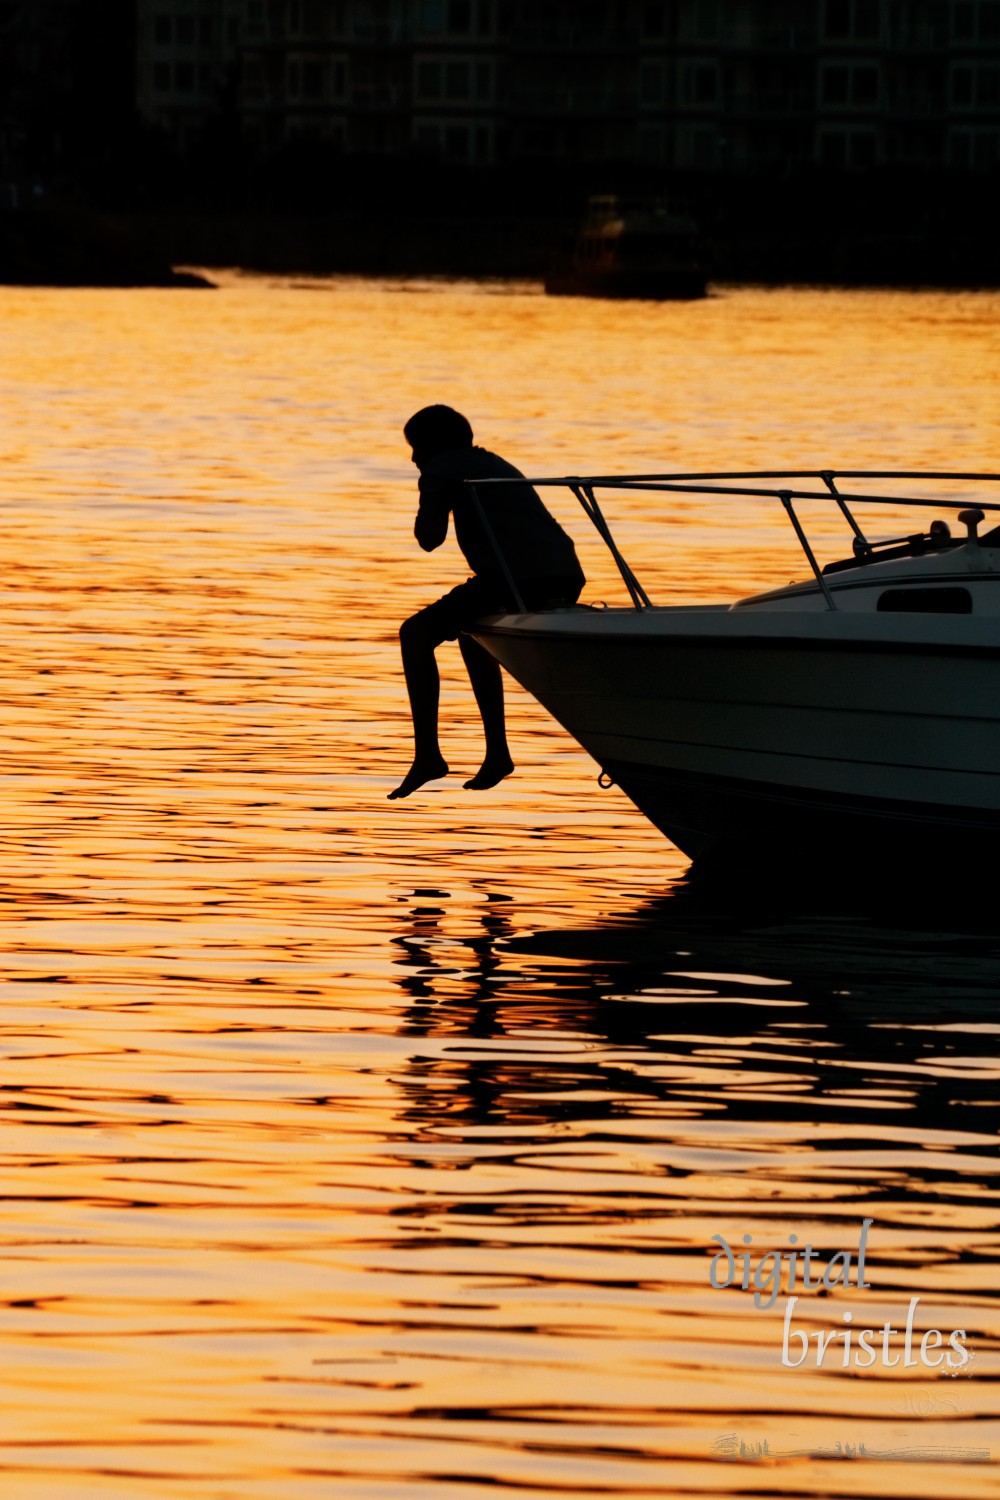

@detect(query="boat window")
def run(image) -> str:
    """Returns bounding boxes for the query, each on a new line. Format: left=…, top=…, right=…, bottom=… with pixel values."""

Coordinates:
left=877, top=588, right=973, bottom=614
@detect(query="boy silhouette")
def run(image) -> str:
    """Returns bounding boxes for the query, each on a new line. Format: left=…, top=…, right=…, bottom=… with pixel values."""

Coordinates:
left=389, top=406, right=584, bottom=800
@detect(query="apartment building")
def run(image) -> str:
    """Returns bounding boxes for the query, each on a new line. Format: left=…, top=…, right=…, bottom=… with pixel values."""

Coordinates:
left=134, top=0, right=1000, bottom=172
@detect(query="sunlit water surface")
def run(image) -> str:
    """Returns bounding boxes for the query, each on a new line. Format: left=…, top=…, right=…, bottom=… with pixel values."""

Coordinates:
left=1, top=276, right=999, bottom=1498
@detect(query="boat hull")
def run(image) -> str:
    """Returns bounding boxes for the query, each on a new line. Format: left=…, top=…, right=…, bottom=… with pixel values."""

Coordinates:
left=473, top=608, right=1000, bottom=862
left=600, top=756, right=1000, bottom=861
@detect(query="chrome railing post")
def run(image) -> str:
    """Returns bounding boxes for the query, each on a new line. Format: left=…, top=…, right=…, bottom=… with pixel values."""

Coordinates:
left=570, top=482, right=652, bottom=610
left=780, top=492, right=838, bottom=610
left=822, top=470, right=872, bottom=558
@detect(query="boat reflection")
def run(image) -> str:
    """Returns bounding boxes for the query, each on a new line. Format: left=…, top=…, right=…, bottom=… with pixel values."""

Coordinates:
left=385, top=872, right=1000, bottom=1458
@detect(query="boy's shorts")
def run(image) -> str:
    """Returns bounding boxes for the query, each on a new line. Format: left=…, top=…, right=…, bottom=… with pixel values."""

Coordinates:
left=417, top=574, right=584, bottom=642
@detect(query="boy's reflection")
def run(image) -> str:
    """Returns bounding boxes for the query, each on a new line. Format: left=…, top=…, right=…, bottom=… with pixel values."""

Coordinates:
left=387, top=884, right=1000, bottom=1140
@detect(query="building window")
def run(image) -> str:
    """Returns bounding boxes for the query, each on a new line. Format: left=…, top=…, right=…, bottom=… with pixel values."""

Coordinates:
left=445, top=123, right=469, bottom=158
left=692, top=1, right=719, bottom=40
left=825, top=0, right=879, bottom=38
left=419, top=0, right=446, bottom=29
left=852, top=66, right=878, bottom=103
left=679, top=62, right=717, bottom=106
left=678, top=1, right=718, bottom=40
left=302, top=59, right=325, bottom=98
left=416, top=56, right=487, bottom=102
left=640, top=124, right=666, bottom=161
left=823, top=65, right=849, bottom=103
left=153, top=61, right=171, bottom=92
left=416, top=60, right=442, bottom=99
left=641, top=62, right=664, bottom=105
left=826, top=0, right=850, bottom=33
left=520, top=121, right=560, bottom=155
left=450, top=0, right=473, bottom=31
left=692, top=126, right=717, bottom=165
left=643, top=2, right=666, bottom=37
left=952, top=1, right=1000, bottom=39
left=951, top=62, right=1000, bottom=105
left=980, top=65, right=1000, bottom=103
left=819, top=126, right=877, bottom=165
left=301, top=0, right=330, bottom=37
left=820, top=128, right=848, bottom=164
left=175, top=16, right=196, bottom=46
left=418, top=0, right=472, bottom=31
left=445, top=60, right=470, bottom=99
left=175, top=61, right=195, bottom=92
left=951, top=127, right=1000, bottom=166
left=974, top=130, right=999, bottom=167
left=243, top=56, right=266, bottom=99
left=413, top=119, right=476, bottom=159
left=850, top=129, right=876, bottom=165
left=677, top=124, right=718, bottom=165
left=854, top=0, right=879, bottom=35
left=154, top=14, right=171, bottom=45
left=821, top=63, right=880, bottom=106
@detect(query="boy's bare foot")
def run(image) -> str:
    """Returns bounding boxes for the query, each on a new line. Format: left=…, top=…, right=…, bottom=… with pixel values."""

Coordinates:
left=388, top=755, right=449, bottom=799
left=463, top=754, right=514, bottom=791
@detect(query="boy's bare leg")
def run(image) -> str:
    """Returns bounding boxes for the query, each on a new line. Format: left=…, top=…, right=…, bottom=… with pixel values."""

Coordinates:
left=388, top=614, right=449, bottom=799
left=459, top=634, right=514, bottom=790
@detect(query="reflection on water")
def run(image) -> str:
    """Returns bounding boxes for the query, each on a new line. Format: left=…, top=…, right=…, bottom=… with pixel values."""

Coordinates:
left=389, top=884, right=1000, bottom=1492
left=0, top=277, right=998, bottom=1498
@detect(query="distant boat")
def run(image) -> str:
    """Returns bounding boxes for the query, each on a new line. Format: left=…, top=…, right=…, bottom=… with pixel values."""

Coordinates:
left=544, top=195, right=707, bottom=300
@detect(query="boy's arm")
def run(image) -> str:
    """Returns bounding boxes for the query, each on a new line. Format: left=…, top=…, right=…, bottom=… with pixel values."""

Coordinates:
left=414, top=474, right=452, bottom=552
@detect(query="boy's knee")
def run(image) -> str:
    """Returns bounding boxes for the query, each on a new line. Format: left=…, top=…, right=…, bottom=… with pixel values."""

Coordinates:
left=400, top=612, right=431, bottom=650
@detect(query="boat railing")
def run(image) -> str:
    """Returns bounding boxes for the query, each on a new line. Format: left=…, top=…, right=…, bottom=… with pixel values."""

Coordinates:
left=466, top=470, right=1000, bottom=613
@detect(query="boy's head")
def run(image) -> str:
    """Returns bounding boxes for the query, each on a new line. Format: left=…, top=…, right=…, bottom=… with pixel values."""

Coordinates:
left=404, top=405, right=474, bottom=465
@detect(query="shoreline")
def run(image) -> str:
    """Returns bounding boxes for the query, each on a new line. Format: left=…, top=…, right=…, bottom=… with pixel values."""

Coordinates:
left=3, top=206, right=993, bottom=292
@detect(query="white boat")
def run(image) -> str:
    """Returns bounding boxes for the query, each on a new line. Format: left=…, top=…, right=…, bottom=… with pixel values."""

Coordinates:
left=468, top=470, right=1000, bottom=863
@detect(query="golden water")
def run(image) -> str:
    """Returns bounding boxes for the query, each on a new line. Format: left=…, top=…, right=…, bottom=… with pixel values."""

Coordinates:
left=1, top=276, right=999, bottom=1498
